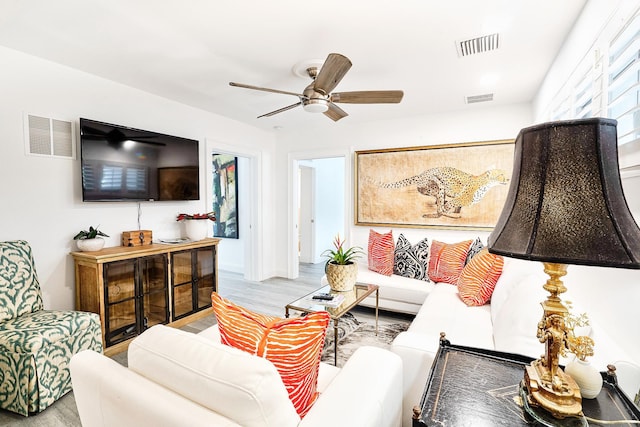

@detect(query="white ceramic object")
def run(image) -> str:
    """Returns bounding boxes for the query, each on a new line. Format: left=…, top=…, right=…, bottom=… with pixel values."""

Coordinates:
left=566, top=357, right=603, bottom=399
left=184, top=219, right=209, bottom=241
left=77, top=238, right=105, bottom=252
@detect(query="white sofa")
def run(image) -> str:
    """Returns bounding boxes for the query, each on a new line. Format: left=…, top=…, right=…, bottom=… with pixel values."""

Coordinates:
left=70, top=324, right=403, bottom=427
left=346, top=253, right=637, bottom=427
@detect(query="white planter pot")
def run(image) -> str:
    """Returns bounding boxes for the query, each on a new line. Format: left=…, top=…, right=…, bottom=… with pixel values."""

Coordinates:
left=184, top=220, right=209, bottom=241
left=565, top=357, right=603, bottom=399
left=77, top=238, right=105, bottom=252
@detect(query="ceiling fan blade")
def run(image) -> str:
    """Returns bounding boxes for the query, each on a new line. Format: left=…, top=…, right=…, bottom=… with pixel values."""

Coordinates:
left=229, top=82, right=303, bottom=98
left=257, top=102, right=302, bottom=118
left=313, top=53, right=352, bottom=95
left=331, top=90, right=404, bottom=104
left=323, top=102, right=349, bottom=122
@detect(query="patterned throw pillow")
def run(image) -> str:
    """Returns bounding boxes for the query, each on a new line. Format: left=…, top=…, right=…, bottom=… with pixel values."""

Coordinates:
left=465, top=237, right=485, bottom=265
left=368, top=229, right=394, bottom=276
left=458, top=248, right=504, bottom=306
left=393, top=234, right=431, bottom=281
left=428, top=239, right=473, bottom=283
left=211, top=292, right=330, bottom=417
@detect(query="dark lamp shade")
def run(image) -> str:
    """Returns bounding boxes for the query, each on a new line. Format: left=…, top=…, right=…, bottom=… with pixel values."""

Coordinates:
left=488, top=118, right=640, bottom=268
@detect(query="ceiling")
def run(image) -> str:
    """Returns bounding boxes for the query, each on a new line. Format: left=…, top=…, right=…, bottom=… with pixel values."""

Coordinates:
left=0, top=0, right=587, bottom=131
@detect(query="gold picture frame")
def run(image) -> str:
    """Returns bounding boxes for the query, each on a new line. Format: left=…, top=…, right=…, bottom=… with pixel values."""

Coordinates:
left=354, top=139, right=515, bottom=230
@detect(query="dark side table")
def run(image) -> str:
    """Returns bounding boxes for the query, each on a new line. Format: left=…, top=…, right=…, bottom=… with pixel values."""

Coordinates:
left=413, top=335, right=640, bottom=426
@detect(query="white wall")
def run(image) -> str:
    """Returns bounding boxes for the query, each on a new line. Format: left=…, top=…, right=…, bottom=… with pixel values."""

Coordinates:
left=0, top=46, right=277, bottom=311
left=312, top=157, right=345, bottom=264
left=274, top=102, right=533, bottom=278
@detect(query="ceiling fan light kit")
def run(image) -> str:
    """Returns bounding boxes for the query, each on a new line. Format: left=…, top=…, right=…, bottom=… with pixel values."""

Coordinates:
left=303, top=99, right=329, bottom=113
left=229, top=53, right=404, bottom=121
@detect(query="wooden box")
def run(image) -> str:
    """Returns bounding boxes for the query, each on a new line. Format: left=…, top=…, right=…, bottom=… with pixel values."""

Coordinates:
left=121, top=230, right=153, bottom=247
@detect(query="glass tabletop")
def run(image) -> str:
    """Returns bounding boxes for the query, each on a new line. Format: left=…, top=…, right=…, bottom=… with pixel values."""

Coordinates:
left=285, top=283, right=378, bottom=319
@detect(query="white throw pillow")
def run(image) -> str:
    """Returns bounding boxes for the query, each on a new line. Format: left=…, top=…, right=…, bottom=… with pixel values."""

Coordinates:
left=128, top=325, right=300, bottom=427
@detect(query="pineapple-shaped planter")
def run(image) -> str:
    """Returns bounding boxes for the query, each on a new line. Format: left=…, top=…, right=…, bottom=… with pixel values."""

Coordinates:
left=325, top=261, right=358, bottom=292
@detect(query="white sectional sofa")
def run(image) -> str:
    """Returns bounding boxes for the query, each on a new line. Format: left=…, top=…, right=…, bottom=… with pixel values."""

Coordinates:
left=70, top=324, right=403, bottom=427
left=343, top=242, right=638, bottom=427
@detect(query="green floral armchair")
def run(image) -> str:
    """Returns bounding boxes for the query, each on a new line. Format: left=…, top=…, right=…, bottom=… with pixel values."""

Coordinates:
left=0, top=240, right=103, bottom=416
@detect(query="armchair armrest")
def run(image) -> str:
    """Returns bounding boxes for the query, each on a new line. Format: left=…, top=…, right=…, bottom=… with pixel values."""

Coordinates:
left=390, top=331, right=440, bottom=427
left=70, top=350, right=237, bottom=427
left=300, top=346, right=402, bottom=427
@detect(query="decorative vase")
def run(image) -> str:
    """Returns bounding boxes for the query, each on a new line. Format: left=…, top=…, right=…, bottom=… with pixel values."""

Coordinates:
left=184, top=219, right=209, bottom=241
left=325, top=262, right=358, bottom=292
left=565, top=357, right=603, bottom=399
left=77, top=238, right=105, bottom=252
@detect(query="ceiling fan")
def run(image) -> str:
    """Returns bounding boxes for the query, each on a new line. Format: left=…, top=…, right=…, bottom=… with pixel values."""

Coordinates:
left=229, top=53, right=404, bottom=121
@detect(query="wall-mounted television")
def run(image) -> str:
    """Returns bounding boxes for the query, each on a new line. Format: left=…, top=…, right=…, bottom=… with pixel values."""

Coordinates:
left=79, top=118, right=200, bottom=202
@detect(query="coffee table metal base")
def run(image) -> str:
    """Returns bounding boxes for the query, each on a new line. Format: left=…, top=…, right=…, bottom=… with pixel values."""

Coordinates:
left=285, top=283, right=379, bottom=366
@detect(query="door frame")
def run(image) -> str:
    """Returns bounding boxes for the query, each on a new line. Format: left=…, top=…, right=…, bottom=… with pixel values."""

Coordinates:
left=205, top=139, right=262, bottom=282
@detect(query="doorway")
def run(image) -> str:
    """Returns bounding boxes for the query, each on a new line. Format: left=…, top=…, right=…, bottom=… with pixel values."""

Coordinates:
left=291, top=155, right=346, bottom=278
left=205, top=140, right=262, bottom=282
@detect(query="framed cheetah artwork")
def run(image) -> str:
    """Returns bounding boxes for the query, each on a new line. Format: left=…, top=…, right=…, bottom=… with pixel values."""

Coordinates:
left=355, top=139, right=515, bottom=230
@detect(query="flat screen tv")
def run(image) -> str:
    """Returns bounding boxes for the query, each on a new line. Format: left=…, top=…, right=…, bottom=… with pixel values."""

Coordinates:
left=79, top=118, right=200, bottom=202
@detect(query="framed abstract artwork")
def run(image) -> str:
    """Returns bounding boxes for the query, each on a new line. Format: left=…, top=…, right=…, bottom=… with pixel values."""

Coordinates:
left=211, top=154, right=238, bottom=238
left=354, top=139, right=515, bottom=230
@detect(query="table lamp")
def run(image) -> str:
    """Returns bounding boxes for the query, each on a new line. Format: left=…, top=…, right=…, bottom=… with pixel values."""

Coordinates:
left=488, top=118, right=640, bottom=425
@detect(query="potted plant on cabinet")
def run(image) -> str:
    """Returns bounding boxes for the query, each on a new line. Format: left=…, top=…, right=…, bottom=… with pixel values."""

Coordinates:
left=322, top=234, right=364, bottom=292
left=176, top=212, right=216, bottom=241
left=73, top=226, right=109, bottom=252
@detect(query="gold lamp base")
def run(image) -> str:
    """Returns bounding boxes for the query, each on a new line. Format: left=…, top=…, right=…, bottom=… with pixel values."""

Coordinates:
left=524, top=361, right=582, bottom=418
left=520, top=262, right=594, bottom=423
left=520, top=380, right=587, bottom=427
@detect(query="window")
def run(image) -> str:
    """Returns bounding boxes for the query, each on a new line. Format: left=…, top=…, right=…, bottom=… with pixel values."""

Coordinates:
left=608, top=12, right=640, bottom=146
left=574, top=65, right=595, bottom=119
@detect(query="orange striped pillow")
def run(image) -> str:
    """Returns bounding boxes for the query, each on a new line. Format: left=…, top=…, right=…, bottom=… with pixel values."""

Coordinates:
left=211, top=292, right=330, bottom=418
left=428, top=240, right=472, bottom=283
left=457, top=248, right=504, bottom=306
left=368, top=229, right=394, bottom=276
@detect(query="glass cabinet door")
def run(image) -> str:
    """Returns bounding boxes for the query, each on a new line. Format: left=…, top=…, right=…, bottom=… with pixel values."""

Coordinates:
left=104, top=259, right=137, bottom=346
left=171, top=251, right=194, bottom=319
left=171, top=247, right=216, bottom=320
left=103, top=254, right=168, bottom=346
left=139, top=254, right=169, bottom=330
left=195, top=247, right=216, bottom=311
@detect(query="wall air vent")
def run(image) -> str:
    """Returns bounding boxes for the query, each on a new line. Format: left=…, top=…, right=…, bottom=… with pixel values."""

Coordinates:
left=456, top=33, right=500, bottom=57
left=24, top=114, right=75, bottom=159
left=465, top=94, right=494, bottom=104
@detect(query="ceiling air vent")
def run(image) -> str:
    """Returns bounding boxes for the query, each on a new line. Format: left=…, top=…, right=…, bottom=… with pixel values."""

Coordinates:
left=456, top=33, right=500, bottom=57
left=465, top=94, right=494, bottom=104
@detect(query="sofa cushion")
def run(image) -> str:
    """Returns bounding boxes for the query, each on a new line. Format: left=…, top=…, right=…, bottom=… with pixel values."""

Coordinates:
left=211, top=293, right=329, bottom=417
left=409, top=283, right=494, bottom=349
left=368, top=229, right=395, bottom=276
left=489, top=257, right=544, bottom=325
left=127, top=325, right=300, bottom=427
left=393, top=234, right=430, bottom=281
left=457, top=248, right=504, bottom=306
left=197, top=325, right=342, bottom=396
left=355, top=263, right=433, bottom=306
left=492, top=274, right=549, bottom=358
left=428, top=240, right=473, bottom=283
